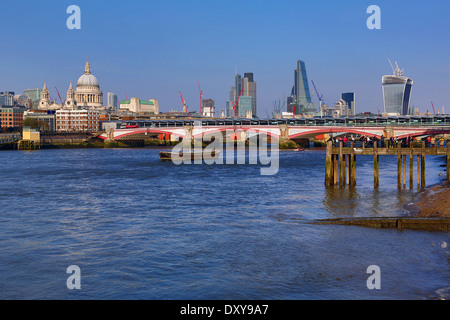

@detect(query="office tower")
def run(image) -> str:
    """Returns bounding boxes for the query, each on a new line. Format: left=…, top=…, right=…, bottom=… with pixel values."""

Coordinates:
left=237, top=96, right=255, bottom=118
left=107, top=92, right=118, bottom=110
left=287, top=60, right=316, bottom=115
left=241, top=73, right=257, bottom=116
left=341, top=92, right=356, bottom=115
left=382, top=61, right=413, bottom=115
left=23, top=88, right=42, bottom=109
left=0, top=91, right=15, bottom=106
left=227, top=71, right=257, bottom=117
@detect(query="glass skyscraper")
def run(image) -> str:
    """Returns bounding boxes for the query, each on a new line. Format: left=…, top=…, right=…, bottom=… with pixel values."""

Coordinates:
left=382, top=67, right=413, bottom=115
left=287, top=60, right=316, bottom=115
left=341, top=92, right=356, bottom=115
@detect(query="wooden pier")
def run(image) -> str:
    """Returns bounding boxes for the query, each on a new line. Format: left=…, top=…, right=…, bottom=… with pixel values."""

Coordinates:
left=325, top=140, right=450, bottom=188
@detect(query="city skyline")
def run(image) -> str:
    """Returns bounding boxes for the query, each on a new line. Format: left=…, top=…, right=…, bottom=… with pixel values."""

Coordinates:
left=1, top=0, right=449, bottom=116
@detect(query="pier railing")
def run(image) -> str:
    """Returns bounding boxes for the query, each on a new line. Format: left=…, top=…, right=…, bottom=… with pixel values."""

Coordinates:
left=325, top=140, right=450, bottom=188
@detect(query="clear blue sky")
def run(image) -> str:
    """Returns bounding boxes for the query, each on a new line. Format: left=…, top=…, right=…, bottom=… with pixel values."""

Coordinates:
left=1, top=0, right=449, bottom=116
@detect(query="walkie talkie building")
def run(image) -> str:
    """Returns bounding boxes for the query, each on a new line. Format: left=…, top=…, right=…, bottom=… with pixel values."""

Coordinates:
left=382, top=62, right=413, bottom=115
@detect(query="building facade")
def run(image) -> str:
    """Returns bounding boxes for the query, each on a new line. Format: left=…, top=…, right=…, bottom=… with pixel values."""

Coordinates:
left=341, top=92, right=356, bottom=115
left=237, top=96, right=255, bottom=118
left=287, top=60, right=316, bottom=115
left=107, top=92, right=119, bottom=110
left=0, top=106, right=26, bottom=130
left=23, top=88, right=42, bottom=109
left=56, top=109, right=100, bottom=132
left=24, top=110, right=56, bottom=131
left=120, top=98, right=159, bottom=114
left=226, top=72, right=257, bottom=118
left=0, top=91, right=15, bottom=106
left=382, top=63, right=413, bottom=115
left=75, top=57, right=103, bottom=108
left=202, top=99, right=215, bottom=117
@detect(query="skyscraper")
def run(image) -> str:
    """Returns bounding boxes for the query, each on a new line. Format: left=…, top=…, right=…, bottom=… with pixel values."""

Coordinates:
left=341, top=92, right=356, bottom=115
left=382, top=62, right=413, bottom=115
left=107, top=92, right=118, bottom=110
left=226, top=71, right=257, bottom=118
left=287, top=60, right=316, bottom=115
left=241, top=73, right=257, bottom=116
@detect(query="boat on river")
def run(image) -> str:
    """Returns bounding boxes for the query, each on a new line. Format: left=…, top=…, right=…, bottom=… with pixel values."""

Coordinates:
left=159, top=150, right=220, bottom=161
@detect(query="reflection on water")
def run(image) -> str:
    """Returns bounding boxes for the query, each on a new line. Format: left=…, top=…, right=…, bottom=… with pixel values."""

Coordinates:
left=0, top=148, right=447, bottom=299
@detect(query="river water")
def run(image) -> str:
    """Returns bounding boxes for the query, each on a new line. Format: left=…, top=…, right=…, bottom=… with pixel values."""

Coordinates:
left=0, top=147, right=448, bottom=299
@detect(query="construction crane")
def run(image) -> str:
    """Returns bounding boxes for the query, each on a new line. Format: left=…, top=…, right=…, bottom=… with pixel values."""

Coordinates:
left=431, top=101, right=436, bottom=114
left=232, top=88, right=244, bottom=117
left=198, top=82, right=203, bottom=116
left=55, top=87, right=63, bottom=105
left=179, top=91, right=188, bottom=112
left=311, top=80, right=324, bottom=114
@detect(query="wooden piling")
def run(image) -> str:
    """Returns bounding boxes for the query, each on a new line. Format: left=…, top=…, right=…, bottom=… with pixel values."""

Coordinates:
left=417, top=154, right=420, bottom=187
left=374, top=142, right=379, bottom=188
left=346, top=154, right=350, bottom=185
left=409, top=144, right=413, bottom=189
left=397, top=143, right=402, bottom=189
left=402, top=155, right=406, bottom=188
left=447, top=145, right=450, bottom=183
left=325, top=140, right=333, bottom=186
left=333, top=154, right=339, bottom=186
left=421, top=141, right=426, bottom=188
left=351, top=142, right=356, bottom=186
left=339, top=141, right=345, bottom=186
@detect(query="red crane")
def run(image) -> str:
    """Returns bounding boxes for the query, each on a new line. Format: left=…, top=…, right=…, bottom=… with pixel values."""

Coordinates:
left=179, top=91, right=187, bottom=112
left=232, top=88, right=244, bottom=117
left=198, top=82, right=203, bottom=115
left=431, top=101, right=436, bottom=114
left=55, top=87, right=63, bottom=105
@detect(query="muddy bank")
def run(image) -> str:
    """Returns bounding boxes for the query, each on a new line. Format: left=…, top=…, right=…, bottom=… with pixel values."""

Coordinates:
left=414, top=182, right=450, bottom=218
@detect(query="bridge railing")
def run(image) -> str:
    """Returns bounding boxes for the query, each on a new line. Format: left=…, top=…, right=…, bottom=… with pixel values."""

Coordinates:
left=118, top=115, right=450, bottom=129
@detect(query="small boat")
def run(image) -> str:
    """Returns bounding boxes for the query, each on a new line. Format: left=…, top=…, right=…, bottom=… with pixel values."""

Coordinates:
left=292, top=147, right=305, bottom=152
left=159, top=150, right=220, bottom=161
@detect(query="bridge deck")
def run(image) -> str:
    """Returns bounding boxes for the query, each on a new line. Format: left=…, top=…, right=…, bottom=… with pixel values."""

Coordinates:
left=332, top=146, right=449, bottom=156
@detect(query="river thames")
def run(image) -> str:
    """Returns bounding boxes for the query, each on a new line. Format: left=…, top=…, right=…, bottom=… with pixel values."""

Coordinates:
left=0, top=147, right=448, bottom=299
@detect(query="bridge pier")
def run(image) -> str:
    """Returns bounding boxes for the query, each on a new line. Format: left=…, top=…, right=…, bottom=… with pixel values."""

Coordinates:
left=326, top=139, right=448, bottom=189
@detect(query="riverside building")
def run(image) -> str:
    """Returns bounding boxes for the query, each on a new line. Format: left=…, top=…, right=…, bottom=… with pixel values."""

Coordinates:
left=56, top=109, right=99, bottom=132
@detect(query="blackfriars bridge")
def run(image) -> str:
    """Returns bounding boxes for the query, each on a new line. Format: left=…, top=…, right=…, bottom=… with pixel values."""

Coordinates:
left=98, top=116, right=450, bottom=141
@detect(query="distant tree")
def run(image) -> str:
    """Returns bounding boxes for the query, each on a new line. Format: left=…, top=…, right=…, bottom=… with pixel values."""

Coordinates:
left=23, top=117, right=39, bottom=129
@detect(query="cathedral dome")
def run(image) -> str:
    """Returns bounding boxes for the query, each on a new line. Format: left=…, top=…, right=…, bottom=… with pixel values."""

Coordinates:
left=76, top=57, right=100, bottom=88
left=77, top=73, right=99, bottom=87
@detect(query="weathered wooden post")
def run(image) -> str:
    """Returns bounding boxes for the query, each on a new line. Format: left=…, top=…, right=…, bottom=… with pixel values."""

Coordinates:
left=417, top=154, right=420, bottom=188
left=333, top=154, right=339, bottom=186
left=397, top=142, right=402, bottom=189
left=346, top=154, right=350, bottom=185
left=339, top=140, right=345, bottom=186
left=351, top=141, right=356, bottom=186
left=403, top=154, right=406, bottom=188
left=325, top=140, right=333, bottom=186
left=447, top=143, right=450, bottom=183
left=409, top=143, right=414, bottom=189
left=374, top=141, right=379, bottom=188
left=421, top=140, right=426, bottom=188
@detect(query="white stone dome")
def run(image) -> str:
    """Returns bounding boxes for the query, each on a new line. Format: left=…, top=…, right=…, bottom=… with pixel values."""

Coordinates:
left=77, top=73, right=99, bottom=87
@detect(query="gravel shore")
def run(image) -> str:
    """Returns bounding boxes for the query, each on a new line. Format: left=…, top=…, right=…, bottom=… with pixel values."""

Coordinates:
left=415, top=182, right=450, bottom=217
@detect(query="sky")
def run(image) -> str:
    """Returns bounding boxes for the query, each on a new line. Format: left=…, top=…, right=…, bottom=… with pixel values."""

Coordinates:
left=1, top=0, right=449, bottom=117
